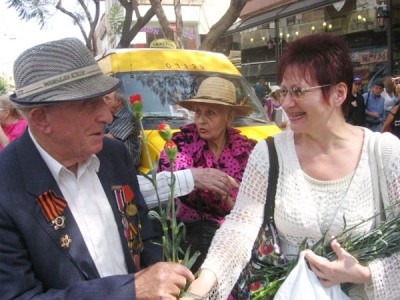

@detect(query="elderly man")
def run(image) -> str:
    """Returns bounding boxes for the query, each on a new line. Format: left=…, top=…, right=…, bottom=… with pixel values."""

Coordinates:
left=104, top=88, right=142, bottom=166
left=0, top=38, right=194, bottom=299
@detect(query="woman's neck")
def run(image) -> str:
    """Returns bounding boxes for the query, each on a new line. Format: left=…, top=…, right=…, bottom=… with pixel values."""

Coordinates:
left=207, top=133, right=227, bottom=160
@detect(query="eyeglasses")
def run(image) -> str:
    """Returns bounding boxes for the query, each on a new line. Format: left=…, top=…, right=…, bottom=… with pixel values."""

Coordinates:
left=277, top=84, right=333, bottom=99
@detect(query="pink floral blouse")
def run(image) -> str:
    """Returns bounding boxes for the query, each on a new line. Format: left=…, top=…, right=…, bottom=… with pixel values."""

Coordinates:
left=158, top=123, right=256, bottom=224
left=0, top=119, right=28, bottom=151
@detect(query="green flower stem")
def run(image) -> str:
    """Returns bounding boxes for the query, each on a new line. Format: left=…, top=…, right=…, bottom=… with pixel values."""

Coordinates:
left=169, top=160, right=177, bottom=262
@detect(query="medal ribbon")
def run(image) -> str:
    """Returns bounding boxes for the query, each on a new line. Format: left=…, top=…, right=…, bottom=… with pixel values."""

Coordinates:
left=122, top=185, right=134, bottom=203
left=114, top=189, right=125, bottom=213
left=37, top=190, right=67, bottom=222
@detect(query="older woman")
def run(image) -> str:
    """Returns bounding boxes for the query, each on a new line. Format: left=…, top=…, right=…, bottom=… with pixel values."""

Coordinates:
left=184, top=33, right=400, bottom=299
left=158, top=77, right=257, bottom=272
left=0, top=96, right=28, bottom=150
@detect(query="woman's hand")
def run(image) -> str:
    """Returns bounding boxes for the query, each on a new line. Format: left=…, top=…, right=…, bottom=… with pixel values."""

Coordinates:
left=305, top=239, right=372, bottom=288
left=180, top=269, right=217, bottom=300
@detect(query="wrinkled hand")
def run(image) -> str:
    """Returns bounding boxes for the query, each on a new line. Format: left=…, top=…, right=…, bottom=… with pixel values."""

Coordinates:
left=191, top=168, right=239, bottom=204
left=305, top=239, right=372, bottom=288
left=135, top=262, right=194, bottom=299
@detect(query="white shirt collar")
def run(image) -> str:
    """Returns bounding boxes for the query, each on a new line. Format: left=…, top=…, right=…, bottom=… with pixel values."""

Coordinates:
left=28, top=128, right=100, bottom=180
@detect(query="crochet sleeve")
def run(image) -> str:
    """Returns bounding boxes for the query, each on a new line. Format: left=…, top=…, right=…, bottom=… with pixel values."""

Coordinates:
left=201, top=140, right=271, bottom=299
left=366, top=133, right=400, bottom=300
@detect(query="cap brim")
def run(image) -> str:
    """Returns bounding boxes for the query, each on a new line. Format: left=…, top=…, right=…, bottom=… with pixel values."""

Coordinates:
left=10, top=74, right=121, bottom=105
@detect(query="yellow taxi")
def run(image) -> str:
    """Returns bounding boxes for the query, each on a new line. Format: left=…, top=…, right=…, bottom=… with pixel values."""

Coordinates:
left=96, top=48, right=280, bottom=173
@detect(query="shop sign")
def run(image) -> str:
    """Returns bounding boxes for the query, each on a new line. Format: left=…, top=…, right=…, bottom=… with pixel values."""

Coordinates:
left=352, top=48, right=388, bottom=64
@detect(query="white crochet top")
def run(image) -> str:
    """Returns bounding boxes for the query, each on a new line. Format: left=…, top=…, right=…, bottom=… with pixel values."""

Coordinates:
left=201, top=129, right=400, bottom=300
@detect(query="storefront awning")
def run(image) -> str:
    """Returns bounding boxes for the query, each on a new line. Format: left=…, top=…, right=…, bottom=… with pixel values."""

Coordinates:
left=224, top=0, right=342, bottom=35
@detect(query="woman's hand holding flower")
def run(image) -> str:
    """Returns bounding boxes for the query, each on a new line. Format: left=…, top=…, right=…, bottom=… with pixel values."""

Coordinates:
left=305, top=239, right=372, bottom=288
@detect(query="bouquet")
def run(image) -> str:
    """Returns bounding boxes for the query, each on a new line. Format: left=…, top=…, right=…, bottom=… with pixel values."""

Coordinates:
left=250, top=207, right=400, bottom=299
left=130, top=94, right=200, bottom=297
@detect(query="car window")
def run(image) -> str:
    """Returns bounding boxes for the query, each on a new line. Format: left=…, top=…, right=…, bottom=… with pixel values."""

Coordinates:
left=118, top=71, right=270, bottom=127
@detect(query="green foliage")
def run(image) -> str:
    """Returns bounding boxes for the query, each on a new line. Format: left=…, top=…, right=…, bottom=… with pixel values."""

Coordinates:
left=6, top=0, right=53, bottom=29
left=109, top=4, right=124, bottom=35
left=0, top=79, right=6, bottom=95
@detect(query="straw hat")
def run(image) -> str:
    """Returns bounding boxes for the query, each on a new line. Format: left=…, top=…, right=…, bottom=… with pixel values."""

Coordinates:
left=10, top=38, right=120, bottom=107
left=176, top=77, right=252, bottom=116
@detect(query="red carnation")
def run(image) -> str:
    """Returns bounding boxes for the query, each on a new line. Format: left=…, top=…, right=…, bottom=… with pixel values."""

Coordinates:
left=164, top=141, right=178, bottom=162
left=130, top=94, right=143, bottom=120
left=158, top=122, right=172, bottom=142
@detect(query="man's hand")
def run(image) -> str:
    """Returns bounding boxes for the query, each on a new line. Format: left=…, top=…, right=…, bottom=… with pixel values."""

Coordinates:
left=191, top=168, right=239, bottom=204
left=134, top=262, right=194, bottom=299
left=368, top=111, right=381, bottom=119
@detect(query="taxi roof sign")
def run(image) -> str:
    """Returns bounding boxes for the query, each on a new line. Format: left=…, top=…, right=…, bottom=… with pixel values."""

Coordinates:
left=150, top=39, right=177, bottom=49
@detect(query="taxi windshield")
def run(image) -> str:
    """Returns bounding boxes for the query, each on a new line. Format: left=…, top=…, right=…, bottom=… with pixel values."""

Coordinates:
left=118, top=71, right=269, bottom=126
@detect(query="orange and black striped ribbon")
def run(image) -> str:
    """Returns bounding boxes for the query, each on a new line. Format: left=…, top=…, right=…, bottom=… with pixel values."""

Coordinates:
left=37, top=190, right=67, bottom=222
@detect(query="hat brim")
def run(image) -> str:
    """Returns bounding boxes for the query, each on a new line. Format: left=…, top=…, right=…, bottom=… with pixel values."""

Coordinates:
left=176, top=98, right=253, bottom=116
left=10, top=74, right=121, bottom=106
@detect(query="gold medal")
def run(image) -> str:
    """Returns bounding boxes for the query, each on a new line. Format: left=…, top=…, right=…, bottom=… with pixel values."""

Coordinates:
left=126, top=204, right=137, bottom=216
left=59, top=234, right=72, bottom=249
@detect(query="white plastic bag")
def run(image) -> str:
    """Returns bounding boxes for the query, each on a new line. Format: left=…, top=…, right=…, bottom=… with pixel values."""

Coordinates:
left=274, top=251, right=350, bottom=300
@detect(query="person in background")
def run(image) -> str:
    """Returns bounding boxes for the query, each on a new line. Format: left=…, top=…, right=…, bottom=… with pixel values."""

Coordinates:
left=104, top=88, right=142, bottom=167
left=158, top=77, right=257, bottom=272
left=254, top=77, right=268, bottom=101
left=263, top=85, right=289, bottom=128
left=381, top=76, right=400, bottom=139
left=183, top=33, right=400, bottom=300
left=0, top=37, right=194, bottom=299
left=347, top=76, right=366, bottom=126
left=0, top=95, right=28, bottom=150
left=363, top=80, right=385, bottom=132
left=381, top=75, right=397, bottom=120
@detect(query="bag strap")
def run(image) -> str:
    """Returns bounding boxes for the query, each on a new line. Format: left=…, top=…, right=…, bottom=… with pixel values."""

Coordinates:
left=263, top=136, right=279, bottom=228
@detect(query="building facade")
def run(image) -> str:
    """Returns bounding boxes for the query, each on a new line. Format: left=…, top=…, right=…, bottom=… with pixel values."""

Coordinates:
left=218, top=0, right=399, bottom=88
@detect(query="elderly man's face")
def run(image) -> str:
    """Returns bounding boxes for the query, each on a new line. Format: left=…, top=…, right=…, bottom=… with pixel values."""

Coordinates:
left=41, top=96, right=113, bottom=165
left=103, top=91, right=122, bottom=114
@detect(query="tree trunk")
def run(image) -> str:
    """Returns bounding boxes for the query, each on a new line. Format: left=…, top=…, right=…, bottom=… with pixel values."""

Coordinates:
left=174, top=0, right=183, bottom=49
left=118, top=1, right=156, bottom=48
left=200, top=0, right=247, bottom=51
left=149, top=0, right=174, bottom=41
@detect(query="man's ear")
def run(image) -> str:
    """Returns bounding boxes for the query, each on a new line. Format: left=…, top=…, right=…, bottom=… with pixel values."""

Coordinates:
left=28, top=107, right=52, bottom=134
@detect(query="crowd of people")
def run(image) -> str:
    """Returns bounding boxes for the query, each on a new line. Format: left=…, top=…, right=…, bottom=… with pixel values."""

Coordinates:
left=0, top=32, right=399, bottom=300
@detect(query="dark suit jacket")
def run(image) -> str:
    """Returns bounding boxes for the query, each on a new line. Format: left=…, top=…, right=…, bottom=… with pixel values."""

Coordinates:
left=0, top=131, right=162, bottom=299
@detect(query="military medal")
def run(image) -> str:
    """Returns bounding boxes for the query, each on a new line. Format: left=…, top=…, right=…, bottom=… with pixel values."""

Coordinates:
left=37, top=190, right=68, bottom=230
left=126, top=203, right=137, bottom=216
left=51, top=216, right=66, bottom=230
left=59, top=234, right=72, bottom=249
left=112, top=184, right=143, bottom=271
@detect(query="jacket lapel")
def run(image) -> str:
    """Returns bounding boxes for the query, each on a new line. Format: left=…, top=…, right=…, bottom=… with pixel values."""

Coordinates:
left=17, top=132, right=100, bottom=280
